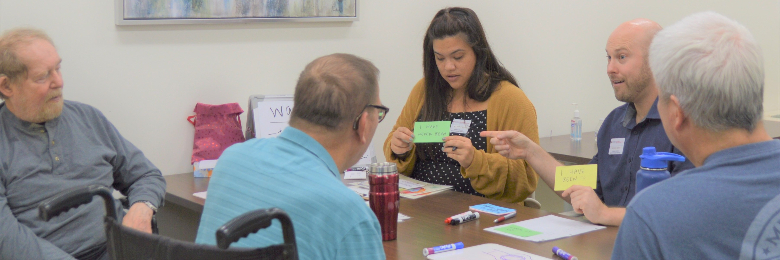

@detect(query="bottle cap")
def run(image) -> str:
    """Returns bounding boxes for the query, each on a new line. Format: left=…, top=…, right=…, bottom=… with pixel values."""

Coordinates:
left=368, top=162, right=398, bottom=175
left=572, top=103, right=580, bottom=117
left=385, top=163, right=397, bottom=174
left=369, top=163, right=381, bottom=175
left=639, top=147, right=686, bottom=168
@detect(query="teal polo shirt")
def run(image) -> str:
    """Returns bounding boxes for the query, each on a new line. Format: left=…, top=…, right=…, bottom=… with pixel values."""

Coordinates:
left=195, top=127, right=384, bottom=260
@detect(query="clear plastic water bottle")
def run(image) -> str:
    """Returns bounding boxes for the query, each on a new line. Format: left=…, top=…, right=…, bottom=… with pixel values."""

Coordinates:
left=571, top=103, right=582, bottom=141
left=636, top=147, right=685, bottom=192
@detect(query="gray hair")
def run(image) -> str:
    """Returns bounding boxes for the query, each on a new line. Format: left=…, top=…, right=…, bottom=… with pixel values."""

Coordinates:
left=650, top=11, right=764, bottom=132
left=0, top=28, right=54, bottom=100
left=290, top=53, right=379, bottom=131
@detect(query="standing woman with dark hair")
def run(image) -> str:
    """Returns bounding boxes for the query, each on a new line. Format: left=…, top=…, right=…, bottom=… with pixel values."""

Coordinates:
left=383, top=7, right=540, bottom=203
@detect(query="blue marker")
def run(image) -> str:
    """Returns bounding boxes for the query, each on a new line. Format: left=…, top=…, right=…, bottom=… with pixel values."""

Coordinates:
left=423, top=242, right=464, bottom=256
left=552, top=246, right=578, bottom=260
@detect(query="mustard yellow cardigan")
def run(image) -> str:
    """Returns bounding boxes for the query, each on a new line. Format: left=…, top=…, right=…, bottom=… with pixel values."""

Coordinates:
left=383, top=79, right=540, bottom=203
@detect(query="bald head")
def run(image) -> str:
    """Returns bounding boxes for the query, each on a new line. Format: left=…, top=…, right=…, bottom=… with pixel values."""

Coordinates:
left=290, top=53, right=380, bottom=131
left=609, top=19, right=663, bottom=57
left=606, top=19, right=662, bottom=103
left=0, top=28, right=54, bottom=99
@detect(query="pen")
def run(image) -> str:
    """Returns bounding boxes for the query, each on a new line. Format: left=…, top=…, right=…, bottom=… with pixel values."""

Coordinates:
left=423, top=242, right=464, bottom=256
left=552, top=246, right=578, bottom=260
left=493, top=212, right=517, bottom=223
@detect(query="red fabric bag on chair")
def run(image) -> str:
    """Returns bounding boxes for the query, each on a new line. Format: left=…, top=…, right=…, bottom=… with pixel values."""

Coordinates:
left=188, top=103, right=246, bottom=164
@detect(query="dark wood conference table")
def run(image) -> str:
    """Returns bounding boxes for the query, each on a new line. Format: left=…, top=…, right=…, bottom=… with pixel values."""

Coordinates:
left=538, top=132, right=597, bottom=165
left=161, top=173, right=617, bottom=259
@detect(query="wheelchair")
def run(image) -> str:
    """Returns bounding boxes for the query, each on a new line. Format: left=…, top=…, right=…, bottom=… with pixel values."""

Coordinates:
left=39, top=185, right=298, bottom=260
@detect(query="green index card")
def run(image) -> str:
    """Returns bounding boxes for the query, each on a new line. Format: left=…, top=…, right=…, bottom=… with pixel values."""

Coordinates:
left=494, top=224, right=543, bottom=237
left=413, top=121, right=451, bottom=143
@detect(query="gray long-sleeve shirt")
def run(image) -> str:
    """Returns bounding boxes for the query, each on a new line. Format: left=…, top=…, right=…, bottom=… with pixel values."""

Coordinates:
left=0, top=100, right=166, bottom=260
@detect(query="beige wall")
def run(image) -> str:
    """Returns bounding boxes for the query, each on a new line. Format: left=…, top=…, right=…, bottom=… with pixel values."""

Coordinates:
left=1, top=0, right=778, bottom=175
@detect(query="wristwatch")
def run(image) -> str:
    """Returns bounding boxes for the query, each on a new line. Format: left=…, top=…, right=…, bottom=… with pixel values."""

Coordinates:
left=139, top=201, right=158, bottom=213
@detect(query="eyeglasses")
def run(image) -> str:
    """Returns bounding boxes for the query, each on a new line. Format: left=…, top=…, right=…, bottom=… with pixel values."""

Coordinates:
left=353, top=104, right=390, bottom=130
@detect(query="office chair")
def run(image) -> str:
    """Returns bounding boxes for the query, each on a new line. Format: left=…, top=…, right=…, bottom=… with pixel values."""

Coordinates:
left=39, top=185, right=298, bottom=260
left=523, top=198, right=542, bottom=209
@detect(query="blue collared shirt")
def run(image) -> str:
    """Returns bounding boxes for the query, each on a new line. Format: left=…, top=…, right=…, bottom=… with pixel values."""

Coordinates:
left=591, top=98, right=693, bottom=207
left=196, top=127, right=385, bottom=260
left=613, top=140, right=780, bottom=259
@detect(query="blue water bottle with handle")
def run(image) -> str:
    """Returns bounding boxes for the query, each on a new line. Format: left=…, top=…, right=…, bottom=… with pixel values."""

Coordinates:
left=636, top=147, right=685, bottom=193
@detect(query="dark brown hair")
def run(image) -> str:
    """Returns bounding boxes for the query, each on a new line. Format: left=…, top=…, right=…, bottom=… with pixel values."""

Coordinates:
left=417, top=7, right=518, bottom=159
left=420, top=7, right=518, bottom=123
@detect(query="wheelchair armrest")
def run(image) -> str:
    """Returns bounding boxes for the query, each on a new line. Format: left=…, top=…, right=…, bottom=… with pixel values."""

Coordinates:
left=215, top=208, right=295, bottom=250
left=38, top=185, right=116, bottom=221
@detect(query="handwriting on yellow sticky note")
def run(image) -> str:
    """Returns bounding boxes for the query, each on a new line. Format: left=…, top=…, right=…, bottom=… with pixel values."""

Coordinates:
left=554, top=164, right=597, bottom=191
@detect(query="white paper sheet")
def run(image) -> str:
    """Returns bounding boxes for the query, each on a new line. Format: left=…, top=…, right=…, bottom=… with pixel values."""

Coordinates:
left=193, top=191, right=207, bottom=199
left=256, top=100, right=293, bottom=138
left=484, top=215, right=605, bottom=242
left=349, top=186, right=369, bottom=200
left=197, top=159, right=217, bottom=170
left=352, top=143, right=376, bottom=167
left=363, top=201, right=410, bottom=222
left=427, top=243, right=551, bottom=260
left=398, top=179, right=425, bottom=189
left=344, top=170, right=367, bottom=180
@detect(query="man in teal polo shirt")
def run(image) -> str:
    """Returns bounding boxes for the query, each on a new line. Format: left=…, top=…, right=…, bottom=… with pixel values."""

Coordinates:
left=196, top=53, right=388, bottom=260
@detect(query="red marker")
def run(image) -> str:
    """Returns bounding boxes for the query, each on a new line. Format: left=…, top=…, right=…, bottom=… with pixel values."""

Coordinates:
left=493, top=212, right=517, bottom=223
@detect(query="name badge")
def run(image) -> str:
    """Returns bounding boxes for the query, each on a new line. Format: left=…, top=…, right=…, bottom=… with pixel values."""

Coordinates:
left=609, top=138, right=625, bottom=155
left=450, top=119, right=471, bottom=135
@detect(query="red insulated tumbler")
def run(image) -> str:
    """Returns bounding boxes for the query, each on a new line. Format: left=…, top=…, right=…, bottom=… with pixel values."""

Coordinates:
left=368, top=162, right=400, bottom=241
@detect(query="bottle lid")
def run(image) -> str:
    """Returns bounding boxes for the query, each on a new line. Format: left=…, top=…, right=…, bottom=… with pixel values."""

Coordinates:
left=572, top=103, right=580, bottom=117
left=368, top=162, right=397, bottom=175
left=369, top=163, right=383, bottom=175
left=639, top=147, right=685, bottom=168
left=385, top=163, right=397, bottom=173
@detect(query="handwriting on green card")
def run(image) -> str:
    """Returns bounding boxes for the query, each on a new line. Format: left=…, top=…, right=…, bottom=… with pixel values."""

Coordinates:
left=495, top=225, right=542, bottom=237
left=414, top=121, right=451, bottom=143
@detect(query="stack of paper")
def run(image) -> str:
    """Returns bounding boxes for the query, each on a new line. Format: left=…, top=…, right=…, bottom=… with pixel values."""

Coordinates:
left=347, top=186, right=369, bottom=200
left=347, top=175, right=452, bottom=199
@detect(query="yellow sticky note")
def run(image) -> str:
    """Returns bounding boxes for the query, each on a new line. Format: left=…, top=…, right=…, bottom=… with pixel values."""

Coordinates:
left=554, top=164, right=597, bottom=191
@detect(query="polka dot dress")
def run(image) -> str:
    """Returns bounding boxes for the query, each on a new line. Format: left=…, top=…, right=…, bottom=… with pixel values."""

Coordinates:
left=412, top=110, right=487, bottom=197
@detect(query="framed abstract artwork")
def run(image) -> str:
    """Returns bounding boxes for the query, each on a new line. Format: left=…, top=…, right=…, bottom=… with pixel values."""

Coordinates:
left=115, top=0, right=358, bottom=25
